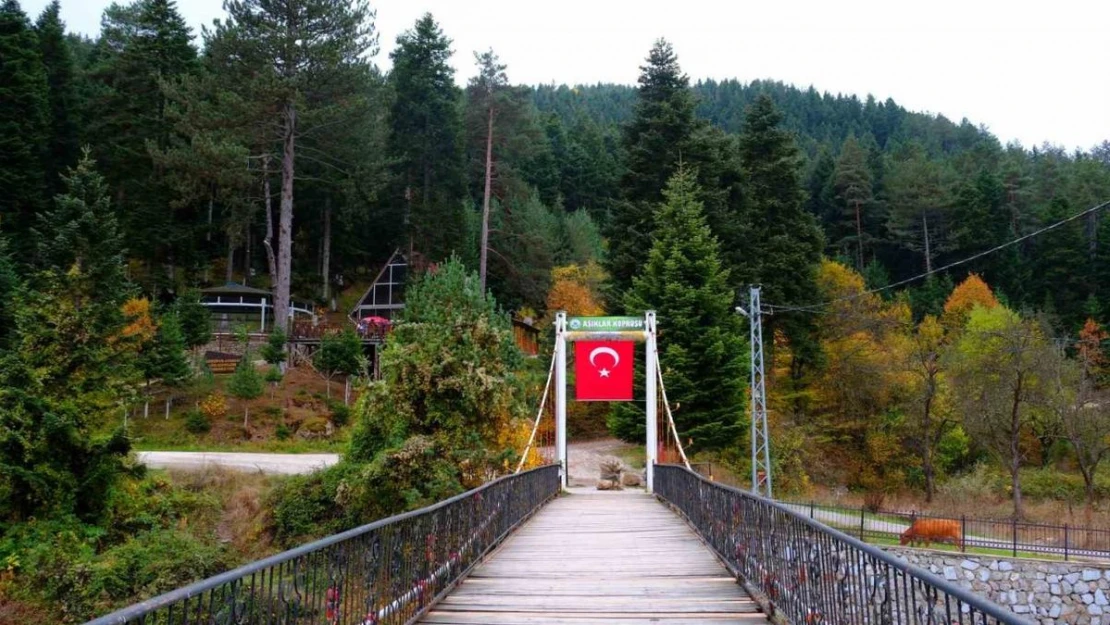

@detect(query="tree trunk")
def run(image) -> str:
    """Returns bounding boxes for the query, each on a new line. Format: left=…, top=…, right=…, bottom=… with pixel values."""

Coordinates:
left=226, top=237, right=235, bottom=284
left=243, top=405, right=249, bottom=428
left=273, top=104, right=296, bottom=333
left=923, top=406, right=932, bottom=503
left=1081, top=465, right=1096, bottom=514
left=922, top=377, right=936, bottom=502
left=479, top=106, right=494, bottom=292
left=922, top=212, right=933, bottom=273
left=1010, top=376, right=1024, bottom=520
left=165, top=395, right=172, bottom=419
left=262, top=154, right=277, bottom=282
left=344, top=376, right=350, bottom=406
left=207, top=187, right=214, bottom=243
left=854, top=199, right=864, bottom=269
left=244, top=224, right=252, bottom=286
left=322, top=198, right=332, bottom=302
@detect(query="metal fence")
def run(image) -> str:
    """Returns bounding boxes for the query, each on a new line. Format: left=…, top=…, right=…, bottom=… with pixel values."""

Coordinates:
left=778, top=499, right=1110, bottom=561
left=84, top=464, right=561, bottom=625
left=655, top=464, right=1032, bottom=625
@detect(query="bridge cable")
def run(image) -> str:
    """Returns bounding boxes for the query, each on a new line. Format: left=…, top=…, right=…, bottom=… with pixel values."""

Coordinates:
left=764, top=198, right=1110, bottom=314
left=515, top=349, right=558, bottom=473
left=653, top=344, right=692, bottom=471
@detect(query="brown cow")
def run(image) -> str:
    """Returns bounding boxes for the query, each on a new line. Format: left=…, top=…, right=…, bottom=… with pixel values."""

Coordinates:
left=899, top=518, right=963, bottom=550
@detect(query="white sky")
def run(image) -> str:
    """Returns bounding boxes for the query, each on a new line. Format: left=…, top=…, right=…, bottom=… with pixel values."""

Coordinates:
left=22, top=0, right=1110, bottom=152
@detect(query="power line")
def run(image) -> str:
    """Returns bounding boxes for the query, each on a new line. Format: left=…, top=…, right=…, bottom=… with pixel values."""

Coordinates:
left=765, top=199, right=1110, bottom=314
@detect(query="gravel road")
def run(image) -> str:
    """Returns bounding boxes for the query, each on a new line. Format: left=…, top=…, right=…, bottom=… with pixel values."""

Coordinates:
left=136, top=451, right=339, bottom=475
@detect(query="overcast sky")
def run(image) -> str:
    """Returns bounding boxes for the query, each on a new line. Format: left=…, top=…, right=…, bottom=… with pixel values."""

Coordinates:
left=22, top=0, right=1110, bottom=152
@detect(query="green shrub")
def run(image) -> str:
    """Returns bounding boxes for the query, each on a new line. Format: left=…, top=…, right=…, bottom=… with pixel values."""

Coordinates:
left=268, top=463, right=361, bottom=545
left=57, top=529, right=231, bottom=620
left=184, top=410, right=210, bottom=434
left=938, top=463, right=1006, bottom=502
left=275, top=424, right=291, bottom=441
left=1021, top=468, right=1086, bottom=502
left=329, top=403, right=350, bottom=427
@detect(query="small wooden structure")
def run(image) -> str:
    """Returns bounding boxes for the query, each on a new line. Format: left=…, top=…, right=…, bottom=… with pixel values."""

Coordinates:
left=348, top=249, right=412, bottom=323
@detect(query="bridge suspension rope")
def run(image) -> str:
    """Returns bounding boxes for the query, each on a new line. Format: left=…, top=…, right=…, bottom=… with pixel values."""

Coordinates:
left=515, top=350, right=558, bottom=473
left=653, top=345, right=692, bottom=470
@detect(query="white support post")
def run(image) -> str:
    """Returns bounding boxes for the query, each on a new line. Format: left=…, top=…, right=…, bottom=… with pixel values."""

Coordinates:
left=555, top=311, right=568, bottom=489
left=260, top=297, right=267, bottom=333
left=645, top=311, right=658, bottom=493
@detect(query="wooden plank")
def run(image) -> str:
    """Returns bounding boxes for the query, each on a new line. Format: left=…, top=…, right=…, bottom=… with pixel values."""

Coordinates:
left=417, top=491, right=768, bottom=624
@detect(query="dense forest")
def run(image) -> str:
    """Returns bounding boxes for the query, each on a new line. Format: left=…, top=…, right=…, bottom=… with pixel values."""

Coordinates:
left=2, top=0, right=1110, bottom=619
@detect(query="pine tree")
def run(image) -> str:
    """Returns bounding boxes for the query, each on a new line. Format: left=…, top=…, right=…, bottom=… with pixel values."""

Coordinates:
left=89, top=0, right=198, bottom=272
left=227, top=350, right=263, bottom=426
left=609, top=167, right=746, bottom=452
left=206, top=0, right=377, bottom=327
left=175, top=288, right=211, bottom=351
left=260, top=326, right=288, bottom=370
left=0, top=0, right=48, bottom=249
left=34, top=150, right=130, bottom=319
left=885, top=143, right=952, bottom=273
left=0, top=152, right=137, bottom=523
left=35, top=0, right=79, bottom=198
left=606, top=39, right=743, bottom=294
left=139, top=309, right=191, bottom=417
left=315, top=329, right=363, bottom=401
left=733, top=94, right=823, bottom=349
left=831, top=134, right=874, bottom=268
left=0, top=236, right=18, bottom=348
left=384, top=13, right=467, bottom=261
left=466, top=49, right=531, bottom=291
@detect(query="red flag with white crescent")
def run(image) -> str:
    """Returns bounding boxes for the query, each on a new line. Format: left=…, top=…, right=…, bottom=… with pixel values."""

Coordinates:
left=575, top=340, right=634, bottom=401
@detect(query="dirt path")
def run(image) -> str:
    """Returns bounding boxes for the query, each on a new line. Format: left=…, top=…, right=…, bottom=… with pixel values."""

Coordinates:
left=137, top=451, right=338, bottom=475
left=566, top=438, right=644, bottom=487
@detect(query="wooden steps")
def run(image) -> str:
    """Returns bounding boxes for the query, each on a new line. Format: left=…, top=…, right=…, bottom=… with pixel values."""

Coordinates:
left=419, top=490, right=766, bottom=625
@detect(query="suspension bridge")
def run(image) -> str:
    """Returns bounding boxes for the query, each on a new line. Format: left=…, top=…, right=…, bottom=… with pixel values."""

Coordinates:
left=85, top=311, right=1030, bottom=625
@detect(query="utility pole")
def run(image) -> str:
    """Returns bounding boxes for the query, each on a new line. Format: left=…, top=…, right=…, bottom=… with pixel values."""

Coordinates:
left=737, top=286, right=772, bottom=498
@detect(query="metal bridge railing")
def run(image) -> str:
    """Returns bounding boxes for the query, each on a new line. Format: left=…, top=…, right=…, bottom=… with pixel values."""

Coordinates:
left=655, top=465, right=1033, bottom=625
left=85, top=464, right=561, bottom=625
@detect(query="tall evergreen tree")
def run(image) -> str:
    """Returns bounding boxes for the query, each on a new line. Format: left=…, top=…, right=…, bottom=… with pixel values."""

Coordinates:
left=465, top=49, right=531, bottom=291
left=831, top=134, right=875, bottom=268
left=89, top=0, right=197, bottom=274
left=734, top=94, right=823, bottom=347
left=0, top=152, right=135, bottom=523
left=35, top=0, right=79, bottom=198
left=609, top=167, right=746, bottom=452
left=0, top=0, right=48, bottom=250
left=885, top=143, right=952, bottom=273
left=34, top=149, right=129, bottom=311
left=0, top=236, right=18, bottom=348
left=206, top=0, right=377, bottom=327
left=606, top=39, right=742, bottom=294
left=384, top=13, right=467, bottom=261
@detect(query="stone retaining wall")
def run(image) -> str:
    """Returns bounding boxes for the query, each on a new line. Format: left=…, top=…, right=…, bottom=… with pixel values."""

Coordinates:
left=885, top=547, right=1110, bottom=624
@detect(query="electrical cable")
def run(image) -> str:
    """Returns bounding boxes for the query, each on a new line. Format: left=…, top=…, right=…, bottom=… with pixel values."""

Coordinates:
left=764, top=199, right=1110, bottom=314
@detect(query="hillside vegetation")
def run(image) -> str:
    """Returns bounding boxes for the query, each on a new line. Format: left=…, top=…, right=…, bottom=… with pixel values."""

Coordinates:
left=1, top=0, right=1109, bottom=619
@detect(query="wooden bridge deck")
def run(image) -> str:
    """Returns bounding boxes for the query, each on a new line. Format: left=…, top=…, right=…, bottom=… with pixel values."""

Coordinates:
left=420, top=489, right=767, bottom=625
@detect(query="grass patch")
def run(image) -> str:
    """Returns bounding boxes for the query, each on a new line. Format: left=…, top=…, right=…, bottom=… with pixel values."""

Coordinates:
left=612, top=444, right=646, bottom=469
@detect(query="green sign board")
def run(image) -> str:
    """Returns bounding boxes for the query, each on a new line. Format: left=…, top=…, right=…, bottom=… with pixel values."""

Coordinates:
left=566, top=316, right=644, bottom=332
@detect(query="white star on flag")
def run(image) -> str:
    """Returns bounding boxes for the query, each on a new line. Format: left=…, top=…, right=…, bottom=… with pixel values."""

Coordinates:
left=599, top=368, right=610, bottom=378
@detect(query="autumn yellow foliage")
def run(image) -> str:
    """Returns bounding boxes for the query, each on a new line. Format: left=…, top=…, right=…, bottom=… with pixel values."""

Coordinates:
left=120, top=297, right=157, bottom=343
left=543, top=262, right=606, bottom=323
left=941, top=274, right=999, bottom=332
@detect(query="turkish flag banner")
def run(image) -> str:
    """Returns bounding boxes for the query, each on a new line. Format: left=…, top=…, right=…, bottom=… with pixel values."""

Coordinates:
left=575, top=340, right=635, bottom=401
